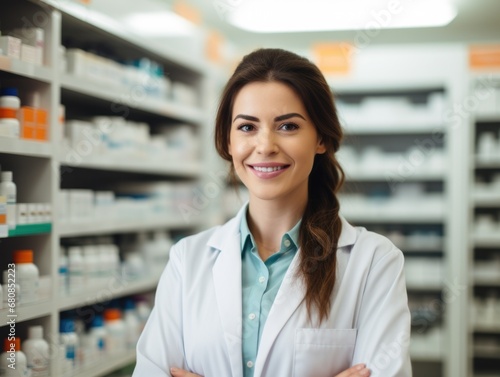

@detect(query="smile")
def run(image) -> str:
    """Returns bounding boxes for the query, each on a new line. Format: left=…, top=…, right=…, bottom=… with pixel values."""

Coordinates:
left=253, top=166, right=285, bottom=172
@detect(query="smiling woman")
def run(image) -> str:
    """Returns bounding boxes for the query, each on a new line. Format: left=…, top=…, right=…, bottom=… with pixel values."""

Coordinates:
left=132, top=48, right=412, bottom=377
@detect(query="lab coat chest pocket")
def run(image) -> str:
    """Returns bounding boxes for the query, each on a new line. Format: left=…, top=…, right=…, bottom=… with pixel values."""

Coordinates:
left=293, top=328, right=357, bottom=377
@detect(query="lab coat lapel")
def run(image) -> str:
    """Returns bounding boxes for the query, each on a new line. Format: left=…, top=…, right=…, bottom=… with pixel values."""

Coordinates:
left=210, top=212, right=244, bottom=377
left=253, top=250, right=306, bottom=377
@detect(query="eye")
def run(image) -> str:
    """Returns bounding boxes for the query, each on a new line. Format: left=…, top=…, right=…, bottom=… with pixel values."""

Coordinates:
left=279, top=122, right=299, bottom=131
left=237, top=124, right=255, bottom=132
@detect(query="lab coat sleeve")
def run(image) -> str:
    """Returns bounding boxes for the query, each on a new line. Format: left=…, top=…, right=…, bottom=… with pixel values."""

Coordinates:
left=351, top=246, right=412, bottom=377
left=133, top=242, right=186, bottom=377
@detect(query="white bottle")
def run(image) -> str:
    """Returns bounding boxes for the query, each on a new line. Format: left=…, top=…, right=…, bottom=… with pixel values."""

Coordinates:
left=88, top=315, right=106, bottom=359
left=108, top=244, right=121, bottom=278
left=12, top=250, right=39, bottom=304
left=0, top=88, right=21, bottom=139
left=59, top=319, right=78, bottom=372
left=96, top=245, right=108, bottom=286
left=58, top=252, right=68, bottom=296
left=0, top=172, right=16, bottom=230
left=82, top=245, right=99, bottom=287
left=123, top=299, right=140, bottom=350
left=0, top=337, right=29, bottom=377
left=104, top=309, right=126, bottom=355
left=2, top=270, right=21, bottom=307
left=67, top=246, right=84, bottom=294
left=22, top=326, right=49, bottom=377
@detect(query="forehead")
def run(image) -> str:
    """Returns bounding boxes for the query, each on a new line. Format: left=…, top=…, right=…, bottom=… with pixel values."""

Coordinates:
left=232, top=81, right=306, bottom=116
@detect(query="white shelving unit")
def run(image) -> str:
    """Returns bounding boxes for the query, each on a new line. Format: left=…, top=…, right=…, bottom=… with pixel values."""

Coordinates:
left=469, top=74, right=500, bottom=376
left=0, top=1, right=213, bottom=376
left=329, top=45, right=471, bottom=377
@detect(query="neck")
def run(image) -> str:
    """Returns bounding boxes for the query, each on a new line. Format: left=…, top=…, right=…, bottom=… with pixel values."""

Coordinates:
left=247, top=192, right=307, bottom=260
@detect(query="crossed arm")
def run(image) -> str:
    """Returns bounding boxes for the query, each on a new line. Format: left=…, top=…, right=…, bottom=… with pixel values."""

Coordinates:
left=170, top=364, right=371, bottom=377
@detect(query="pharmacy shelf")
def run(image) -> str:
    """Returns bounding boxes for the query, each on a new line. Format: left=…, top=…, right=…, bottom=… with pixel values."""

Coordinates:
left=398, top=242, right=444, bottom=253
left=61, top=74, right=203, bottom=124
left=59, top=152, right=201, bottom=177
left=345, top=170, right=445, bottom=181
left=58, top=275, right=161, bottom=311
left=69, top=350, right=136, bottom=377
left=5, top=223, right=51, bottom=237
left=472, top=233, right=500, bottom=248
left=342, top=123, right=444, bottom=135
left=474, top=277, right=500, bottom=287
left=42, top=0, right=205, bottom=75
left=473, top=192, right=500, bottom=206
left=0, top=300, right=53, bottom=326
left=475, top=156, right=500, bottom=169
left=0, top=56, right=53, bottom=83
left=59, top=216, right=198, bottom=237
left=406, top=282, right=443, bottom=291
left=475, top=114, right=500, bottom=122
left=0, top=138, right=53, bottom=158
left=341, top=210, right=444, bottom=224
left=474, top=324, right=500, bottom=334
left=410, top=350, right=444, bottom=362
left=473, top=350, right=500, bottom=359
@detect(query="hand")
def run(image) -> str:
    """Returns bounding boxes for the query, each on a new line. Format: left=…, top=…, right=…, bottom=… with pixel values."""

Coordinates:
left=335, top=363, right=371, bottom=377
left=170, top=367, right=203, bottom=377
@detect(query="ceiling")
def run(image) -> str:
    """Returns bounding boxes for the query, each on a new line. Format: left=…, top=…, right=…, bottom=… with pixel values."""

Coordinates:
left=77, top=0, right=500, bottom=56
left=184, top=0, right=500, bottom=50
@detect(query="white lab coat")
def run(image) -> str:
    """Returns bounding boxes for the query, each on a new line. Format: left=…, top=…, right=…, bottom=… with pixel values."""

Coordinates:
left=133, top=205, right=412, bottom=377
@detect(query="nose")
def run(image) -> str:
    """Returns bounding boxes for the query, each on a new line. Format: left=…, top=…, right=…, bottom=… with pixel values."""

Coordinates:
left=256, top=129, right=279, bottom=155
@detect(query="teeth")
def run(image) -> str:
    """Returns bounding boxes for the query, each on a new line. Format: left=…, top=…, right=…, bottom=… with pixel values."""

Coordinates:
left=253, top=166, right=284, bottom=172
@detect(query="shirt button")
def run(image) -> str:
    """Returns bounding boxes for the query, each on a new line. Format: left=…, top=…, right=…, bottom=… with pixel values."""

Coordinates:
left=283, top=239, right=291, bottom=247
left=248, top=313, right=256, bottom=320
left=258, top=276, right=265, bottom=283
left=247, top=361, right=254, bottom=368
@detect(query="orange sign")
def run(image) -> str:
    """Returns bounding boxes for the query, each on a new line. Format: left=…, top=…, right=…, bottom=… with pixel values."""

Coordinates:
left=312, top=43, right=353, bottom=76
left=206, top=30, right=223, bottom=64
left=174, top=0, right=202, bottom=25
left=469, top=45, right=500, bottom=70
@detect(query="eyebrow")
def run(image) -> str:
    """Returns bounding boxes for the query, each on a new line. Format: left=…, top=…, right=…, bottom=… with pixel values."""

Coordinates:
left=232, top=112, right=306, bottom=123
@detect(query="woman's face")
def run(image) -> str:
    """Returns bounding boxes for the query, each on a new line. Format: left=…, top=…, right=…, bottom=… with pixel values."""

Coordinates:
left=229, top=81, right=326, bottom=203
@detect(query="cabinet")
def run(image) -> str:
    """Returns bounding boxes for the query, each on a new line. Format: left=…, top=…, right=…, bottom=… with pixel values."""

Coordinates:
left=326, top=44, right=471, bottom=377
left=0, top=0, right=212, bottom=375
left=469, top=73, right=500, bottom=377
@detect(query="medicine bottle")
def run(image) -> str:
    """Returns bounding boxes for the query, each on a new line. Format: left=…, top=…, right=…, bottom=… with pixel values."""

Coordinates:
left=0, top=337, right=29, bottom=377
left=22, top=326, right=49, bottom=377
left=104, top=308, right=126, bottom=355
left=59, top=319, right=78, bottom=372
left=0, top=88, right=20, bottom=139
left=12, top=249, right=39, bottom=304
left=0, top=171, right=17, bottom=230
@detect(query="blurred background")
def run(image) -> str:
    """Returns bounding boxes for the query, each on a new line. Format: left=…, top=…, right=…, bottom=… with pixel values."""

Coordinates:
left=0, top=0, right=499, bottom=376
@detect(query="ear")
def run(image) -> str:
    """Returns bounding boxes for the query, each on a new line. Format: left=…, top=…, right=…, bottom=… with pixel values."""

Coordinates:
left=316, top=139, right=327, bottom=154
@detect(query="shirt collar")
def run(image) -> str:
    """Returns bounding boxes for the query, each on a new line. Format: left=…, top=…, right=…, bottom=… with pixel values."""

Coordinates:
left=239, top=203, right=301, bottom=253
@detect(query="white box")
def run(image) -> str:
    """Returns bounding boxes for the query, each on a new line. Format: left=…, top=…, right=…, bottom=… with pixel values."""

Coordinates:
left=11, top=28, right=44, bottom=65
left=16, top=203, right=28, bottom=225
left=0, top=36, right=21, bottom=59
left=21, top=44, right=37, bottom=65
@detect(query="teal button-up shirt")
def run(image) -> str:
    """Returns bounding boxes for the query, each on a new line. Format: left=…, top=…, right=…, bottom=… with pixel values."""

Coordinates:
left=240, top=208, right=301, bottom=377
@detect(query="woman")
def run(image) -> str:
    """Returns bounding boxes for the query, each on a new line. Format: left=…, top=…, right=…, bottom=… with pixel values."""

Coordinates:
left=133, top=48, right=411, bottom=377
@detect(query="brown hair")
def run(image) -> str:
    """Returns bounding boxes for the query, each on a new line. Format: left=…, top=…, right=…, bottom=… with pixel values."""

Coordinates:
left=215, top=48, right=344, bottom=323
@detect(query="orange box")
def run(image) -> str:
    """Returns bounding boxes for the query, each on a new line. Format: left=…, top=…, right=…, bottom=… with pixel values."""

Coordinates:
left=35, top=126, right=47, bottom=141
left=35, top=108, right=48, bottom=127
left=35, top=108, right=48, bottom=141
left=22, top=125, right=35, bottom=139
left=18, top=107, right=36, bottom=140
